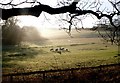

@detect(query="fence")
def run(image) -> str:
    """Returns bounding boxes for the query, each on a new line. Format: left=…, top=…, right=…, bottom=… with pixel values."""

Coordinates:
left=2, top=63, right=120, bottom=83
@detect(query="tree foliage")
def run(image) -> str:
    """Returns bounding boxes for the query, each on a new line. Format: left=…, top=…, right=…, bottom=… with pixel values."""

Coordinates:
left=2, top=17, right=24, bottom=45
left=2, top=17, right=45, bottom=45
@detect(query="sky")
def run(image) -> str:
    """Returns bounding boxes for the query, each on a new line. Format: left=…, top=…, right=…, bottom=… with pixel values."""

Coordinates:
left=1, top=0, right=114, bottom=28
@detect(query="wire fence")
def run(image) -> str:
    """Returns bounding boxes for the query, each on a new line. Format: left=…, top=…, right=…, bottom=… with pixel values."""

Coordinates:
left=2, top=63, right=120, bottom=83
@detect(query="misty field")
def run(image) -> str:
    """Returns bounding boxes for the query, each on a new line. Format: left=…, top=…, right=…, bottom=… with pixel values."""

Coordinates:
left=2, top=29, right=119, bottom=74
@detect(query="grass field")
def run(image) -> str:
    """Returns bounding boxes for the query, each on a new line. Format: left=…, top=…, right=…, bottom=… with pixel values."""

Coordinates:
left=2, top=29, right=119, bottom=74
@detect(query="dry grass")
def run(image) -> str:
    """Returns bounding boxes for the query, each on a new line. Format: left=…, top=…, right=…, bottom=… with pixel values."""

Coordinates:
left=2, top=30, right=119, bottom=74
left=2, top=64, right=120, bottom=83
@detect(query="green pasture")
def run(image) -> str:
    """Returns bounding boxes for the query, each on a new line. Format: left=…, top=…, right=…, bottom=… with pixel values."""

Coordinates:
left=2, top=30, right=119, bottom=74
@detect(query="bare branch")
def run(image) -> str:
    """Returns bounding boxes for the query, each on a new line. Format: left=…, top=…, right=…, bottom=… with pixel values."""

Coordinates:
left=108, top=0, right=120, bottom=13
left=0, top=0, right=119, bottom=45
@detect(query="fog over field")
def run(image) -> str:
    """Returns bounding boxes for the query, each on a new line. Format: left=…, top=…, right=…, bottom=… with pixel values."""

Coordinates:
left=39, top=28, right=99, bottom=39
left=35, top=28, right=102, bottom=46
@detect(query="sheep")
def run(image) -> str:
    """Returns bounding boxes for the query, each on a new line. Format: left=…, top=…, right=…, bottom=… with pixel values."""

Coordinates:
left=50, top=47, right=70, bottom=54
left=57, top=50, right=62, bottom=54
left=55, top=48, right=59, bottom=52
left=60, top=47, right=64, bottom=50
left=65, top=48, right=70, bottom=52
left=50, top=48, right=54, bottom=51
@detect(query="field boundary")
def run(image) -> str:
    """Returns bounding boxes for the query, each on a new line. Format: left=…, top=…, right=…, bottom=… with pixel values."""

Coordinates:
left=2, top=63, right=120, bottom=82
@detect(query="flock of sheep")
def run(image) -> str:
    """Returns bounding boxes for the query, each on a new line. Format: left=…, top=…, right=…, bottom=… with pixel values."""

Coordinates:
left=50, top=47, right=70, bottom=54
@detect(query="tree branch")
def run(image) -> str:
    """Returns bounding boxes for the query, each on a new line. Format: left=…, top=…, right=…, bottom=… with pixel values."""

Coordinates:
left=1, top=5, right=42, bottom=20
left=1, top=2, right=78, bottom=20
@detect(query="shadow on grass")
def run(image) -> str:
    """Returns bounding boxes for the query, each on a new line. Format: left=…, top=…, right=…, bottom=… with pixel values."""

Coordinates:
left=2, top=45, right=48, bottom=68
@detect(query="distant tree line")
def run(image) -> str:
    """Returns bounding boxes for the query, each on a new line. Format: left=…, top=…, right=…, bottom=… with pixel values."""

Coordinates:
left=2, top=17, right=43, bottom=45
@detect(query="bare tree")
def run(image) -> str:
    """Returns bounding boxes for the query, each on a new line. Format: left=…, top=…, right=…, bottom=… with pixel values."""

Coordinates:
left=0, top=0, right=120, bottom=54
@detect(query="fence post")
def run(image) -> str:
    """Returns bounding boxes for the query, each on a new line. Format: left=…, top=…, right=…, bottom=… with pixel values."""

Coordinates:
left=71, top=69, right=74, bottom=76
left=43, top=72, right=46, bottom=83
left=10, top=75, right=13, bottom=83
left=99, top=65, right=102, bottom=72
